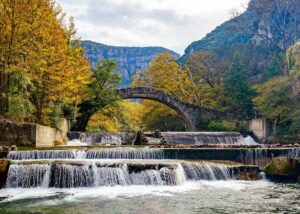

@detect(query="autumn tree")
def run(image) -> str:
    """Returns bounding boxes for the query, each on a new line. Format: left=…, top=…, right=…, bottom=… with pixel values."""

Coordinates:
left=131, top=52, right=194, bottom=130
left=132, top=52, right=194, bottom=104
left=0, top=0, right=90, bottom=127
left=185, top=51, right=228, bottom=108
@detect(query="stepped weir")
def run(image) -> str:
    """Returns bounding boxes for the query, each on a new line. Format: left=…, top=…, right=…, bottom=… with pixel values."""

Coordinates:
left=1, top=132, right=299, bottom=190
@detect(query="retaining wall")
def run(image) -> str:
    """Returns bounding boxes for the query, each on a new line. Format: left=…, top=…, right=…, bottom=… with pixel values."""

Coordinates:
left=0, top=119, right=69, bottom=148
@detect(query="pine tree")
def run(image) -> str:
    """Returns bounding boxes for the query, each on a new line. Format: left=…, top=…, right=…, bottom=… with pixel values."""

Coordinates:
left=222, top=53, right=255, bottom=119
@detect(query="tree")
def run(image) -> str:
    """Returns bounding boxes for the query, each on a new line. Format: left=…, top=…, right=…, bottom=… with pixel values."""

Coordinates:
left=185, top=51, right=228, bottom=108
left=222, top=53, right=255, bottom=119
left=87, top=100, right=145, bottom=132
left=253, top=76, right=295, bottom=135
left=74, top=59, right=121, bottom=131
left=132, top=52, right=194, bottom=104
left=0, top=0, right=90, bottom=126
left=286, top=41, right=300, bottom=100
left=5, top=71, right=35, bottom=122
left=131, top=52, right=195, bottom=130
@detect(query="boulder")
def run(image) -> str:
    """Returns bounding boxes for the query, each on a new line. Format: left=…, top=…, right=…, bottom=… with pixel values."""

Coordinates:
left=264, top=157, right=300, bottom=182
left=235, top=169, right=261, bottom=181
left=0, top=159, right=10, bottom=188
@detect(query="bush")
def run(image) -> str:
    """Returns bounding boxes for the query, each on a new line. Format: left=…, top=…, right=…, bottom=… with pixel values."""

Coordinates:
left=207, top=121, right=248, bottom=132
left=48, top=104, right=63, bottom=130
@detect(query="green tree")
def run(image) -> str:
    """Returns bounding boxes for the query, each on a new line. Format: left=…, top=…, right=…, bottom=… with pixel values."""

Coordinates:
left=73, top=59, right=121, bottom=131
left=267, top=54, right=284, bottom=78
left=253, top=77, right=295, bottom=135
left=5, top=72, right=35, bottom=122
left=222, top=53, right=255, bottom=119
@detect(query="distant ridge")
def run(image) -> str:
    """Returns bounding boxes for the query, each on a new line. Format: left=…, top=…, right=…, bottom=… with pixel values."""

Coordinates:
left=81, top=40, right=180, bottom=88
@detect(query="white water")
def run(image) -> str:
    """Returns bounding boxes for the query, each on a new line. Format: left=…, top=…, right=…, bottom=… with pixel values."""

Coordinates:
left=66, top=139, right=88, bottom=146
left=4, top=160, right=233, bottom=188
left=239, top=136, right=258, bottom=145
left=8, top=148, right=165, bottom=160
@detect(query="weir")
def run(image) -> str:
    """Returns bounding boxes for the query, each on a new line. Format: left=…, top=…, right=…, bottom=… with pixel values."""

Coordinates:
left=5, top=160, right=247, bottom=188
left=7, top=148, right=300, bottom=169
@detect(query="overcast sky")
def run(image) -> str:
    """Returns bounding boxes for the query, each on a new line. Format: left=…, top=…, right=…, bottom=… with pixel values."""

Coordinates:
left=57, top=0, right=249, bottom=54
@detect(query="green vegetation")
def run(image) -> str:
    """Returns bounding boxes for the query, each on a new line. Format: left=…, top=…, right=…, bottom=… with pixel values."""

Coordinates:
left=222, top=53, right=255, bottom=119
left=74, top=60, right=121, bottom=131
left=0, top=0, right=299, bottom=138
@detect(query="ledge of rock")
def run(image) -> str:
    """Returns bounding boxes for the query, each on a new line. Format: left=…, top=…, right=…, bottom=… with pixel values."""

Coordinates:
left=263, top=157, right=300, bottom=182
left=0, top=159, right=10, bottom=188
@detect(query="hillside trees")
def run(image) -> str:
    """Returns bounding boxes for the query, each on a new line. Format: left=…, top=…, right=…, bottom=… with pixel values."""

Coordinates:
left=0, top=0, right=90, bottom=126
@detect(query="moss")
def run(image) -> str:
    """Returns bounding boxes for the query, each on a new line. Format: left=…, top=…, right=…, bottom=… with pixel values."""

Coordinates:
left=15, top=160, right=51, bottom=165
left=264, top=157, right=300, bottom=178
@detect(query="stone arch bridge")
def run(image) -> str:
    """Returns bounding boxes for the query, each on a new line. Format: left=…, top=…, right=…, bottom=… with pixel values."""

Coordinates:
left=118, top=87, right=230, bottom=131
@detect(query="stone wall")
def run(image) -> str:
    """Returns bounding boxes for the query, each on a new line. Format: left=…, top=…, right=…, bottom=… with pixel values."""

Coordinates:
left=0, top=119, right=69, bottom=148
left=249, top=118, right=272, bottom=142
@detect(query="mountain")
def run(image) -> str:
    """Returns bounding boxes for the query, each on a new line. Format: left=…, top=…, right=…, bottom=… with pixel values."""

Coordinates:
left=181, top=0, right=300, bottom=82
left=81, top=40, right=180, bottom=88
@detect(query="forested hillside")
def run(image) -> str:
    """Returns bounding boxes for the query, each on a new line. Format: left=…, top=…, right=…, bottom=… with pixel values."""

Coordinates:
left=181, top=0, right=300, bottom=82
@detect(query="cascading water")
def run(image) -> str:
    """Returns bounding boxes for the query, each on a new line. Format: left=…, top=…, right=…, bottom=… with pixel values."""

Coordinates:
left=6, top=164, right=51, bottom=188
left=67, top=132, right=134, bottom=146
left=85, top=148, right=164, bottom=159
left=160, top=132, right=256, bottom=145
left=7, top=148, right=165, bottom=160
left=182, top=162, right=231, bottom=180
left=7, top=150, right=76, bottom=160
left=4, top=160, right=237, bottom=188
left=239, top=148, right=300, bottom=168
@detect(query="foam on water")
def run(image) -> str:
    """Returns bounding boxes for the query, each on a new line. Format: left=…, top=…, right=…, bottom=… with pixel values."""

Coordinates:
left=4, top=160, right=236, bottom=188
left=66, top=139, right=88, bottom=146
left=0, top=180, right=272, bottom=204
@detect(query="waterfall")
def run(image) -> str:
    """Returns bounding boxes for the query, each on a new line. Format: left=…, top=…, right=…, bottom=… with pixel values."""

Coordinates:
left=8, top=150, right=77, bottom=160
left=50, top=164, right=94, bottom=188
left=67, top=132, right=134, bottom=145
left=6, top=164, right=51, bottom=188
left=85, top=148, right=165, bottom=159
left=160, top=132, right=250, bottom=145
left=239, top=148, right=300, bottom=168
left=182, top=162, right=231, bottom=180
left=8, top=149, right=164, bottom=160
left=4, top=161, right=234, bottom=188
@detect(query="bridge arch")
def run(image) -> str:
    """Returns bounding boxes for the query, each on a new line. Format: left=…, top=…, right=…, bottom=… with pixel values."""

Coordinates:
left=118, top=87, right=200, bottom=131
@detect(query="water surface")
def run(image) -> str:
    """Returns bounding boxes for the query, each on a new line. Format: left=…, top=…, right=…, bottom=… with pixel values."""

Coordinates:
left=0, top=180, right=299, bottom=214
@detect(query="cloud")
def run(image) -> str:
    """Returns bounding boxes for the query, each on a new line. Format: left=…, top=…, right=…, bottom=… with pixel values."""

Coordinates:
left=57, top=0, right=249, bottom=54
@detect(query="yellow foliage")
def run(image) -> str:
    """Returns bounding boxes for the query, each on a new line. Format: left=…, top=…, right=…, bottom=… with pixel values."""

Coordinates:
left=87, top=100, right=145, bottom=132
left=0, top=0, right=90, bottom=124
left=132, top=52, right=194, bottom=104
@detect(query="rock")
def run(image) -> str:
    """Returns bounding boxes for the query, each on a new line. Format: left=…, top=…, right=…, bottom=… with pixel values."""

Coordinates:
left=264, top=157, right=300, bottom=182
left=0, top=159, right=10, bottom=188
left=11, top=145, right=17, bottom=151
left=2, top=146, right=10, bottom=151
left=236, top=169, right=261, bottom=181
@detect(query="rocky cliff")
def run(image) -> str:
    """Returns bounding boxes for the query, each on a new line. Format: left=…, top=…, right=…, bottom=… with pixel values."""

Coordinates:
left=181, top=0, right=300, bottom=81
left=81, top=41, right=180, bottom=88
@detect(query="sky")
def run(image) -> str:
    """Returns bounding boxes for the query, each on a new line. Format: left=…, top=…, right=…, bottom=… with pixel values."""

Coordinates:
left=57, top=0, right=250, bottom=54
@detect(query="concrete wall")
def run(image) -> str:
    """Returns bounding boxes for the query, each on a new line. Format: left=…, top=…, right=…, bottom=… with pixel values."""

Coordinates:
left=249, top=118, right=272, bottom=142
left=0, top=119, right=69, bottom=148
